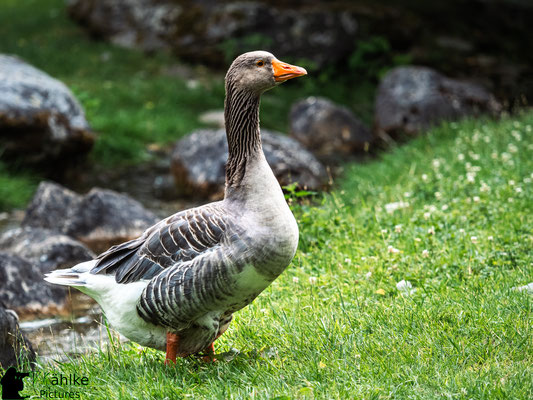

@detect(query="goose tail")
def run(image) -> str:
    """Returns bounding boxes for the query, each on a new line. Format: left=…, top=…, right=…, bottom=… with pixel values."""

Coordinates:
left=44, top=260, right=97, bottom=287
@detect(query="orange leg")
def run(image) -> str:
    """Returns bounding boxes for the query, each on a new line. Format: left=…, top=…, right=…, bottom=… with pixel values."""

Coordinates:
left=202, top=342, right=216, bottom=362
left=165, top=332, right=179, bottom=365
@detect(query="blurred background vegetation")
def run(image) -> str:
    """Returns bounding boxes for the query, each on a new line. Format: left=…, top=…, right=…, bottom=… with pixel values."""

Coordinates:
left=0, top=0, right=531, bottom=209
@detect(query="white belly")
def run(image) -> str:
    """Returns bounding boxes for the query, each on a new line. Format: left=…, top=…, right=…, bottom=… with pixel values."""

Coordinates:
left=78, top=274, right=167, bottom=350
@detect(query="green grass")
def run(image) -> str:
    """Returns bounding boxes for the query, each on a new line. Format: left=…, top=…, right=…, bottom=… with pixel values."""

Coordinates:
left=0, top=162, right=37, bottom=210
left=8, top=113, right=532, bottom=399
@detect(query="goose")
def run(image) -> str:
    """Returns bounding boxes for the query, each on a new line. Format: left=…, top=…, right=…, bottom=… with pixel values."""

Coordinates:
left=45, top=51, right=307, bottom=363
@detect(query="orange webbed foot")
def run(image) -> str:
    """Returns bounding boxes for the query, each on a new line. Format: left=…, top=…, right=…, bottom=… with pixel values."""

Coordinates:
left=165, top=332, right=179, bottom=365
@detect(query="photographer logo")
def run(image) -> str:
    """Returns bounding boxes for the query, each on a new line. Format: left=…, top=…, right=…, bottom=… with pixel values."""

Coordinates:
left=1, top=369, right=90, bottom=399
left=1, top=367, right=30, bottom=400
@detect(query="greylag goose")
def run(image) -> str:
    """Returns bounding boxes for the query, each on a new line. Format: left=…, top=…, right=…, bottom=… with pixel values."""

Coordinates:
left=45, top=51, right=307, bottom=363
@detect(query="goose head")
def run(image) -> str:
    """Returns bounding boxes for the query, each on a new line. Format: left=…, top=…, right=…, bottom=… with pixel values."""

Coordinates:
left=225, top=51, right=307, bottom=95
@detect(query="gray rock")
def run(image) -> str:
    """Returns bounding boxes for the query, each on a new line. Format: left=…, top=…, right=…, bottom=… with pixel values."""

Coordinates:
left=67, top=0, right=179, bottom=52
left=0, top=305, right=35, bottom=368
left=290, top=97, right=373, bottom=159
left=171, top=129, right=328, bottom=198
left=374, top=66, right=501, bottom=137
left=67, top=0, right=357, bottom=68
left=22, top=182, right=158, bottom=253
left=0, top=227, right=95, bottom=274
left=0, top=253, right=66, bottom=316
left=0, top=55, right=95, bottom=168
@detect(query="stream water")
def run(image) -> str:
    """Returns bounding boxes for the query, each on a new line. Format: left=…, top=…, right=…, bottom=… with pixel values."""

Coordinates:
left=18, top=294, right=109, bottom=364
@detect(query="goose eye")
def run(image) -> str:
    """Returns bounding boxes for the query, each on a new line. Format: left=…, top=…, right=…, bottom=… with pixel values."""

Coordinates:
left=256, top=60, right=264, bottom=67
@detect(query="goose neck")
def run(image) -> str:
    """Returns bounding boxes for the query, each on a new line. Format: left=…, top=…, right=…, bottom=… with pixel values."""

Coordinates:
left=224, top=83, right=262, bottom=190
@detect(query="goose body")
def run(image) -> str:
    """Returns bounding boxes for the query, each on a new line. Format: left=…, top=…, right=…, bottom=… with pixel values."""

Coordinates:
left=45, top=51, right=306, bottom=359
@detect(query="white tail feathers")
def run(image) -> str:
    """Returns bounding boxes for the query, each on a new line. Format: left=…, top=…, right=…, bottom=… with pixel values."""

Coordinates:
left=44, top=260, right=97, bottom=287
left=44, top=270, right=86, bottom=286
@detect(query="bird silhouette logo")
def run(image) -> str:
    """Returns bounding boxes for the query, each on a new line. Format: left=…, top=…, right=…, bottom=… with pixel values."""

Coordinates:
left=0, top=367, right=30, bottom=400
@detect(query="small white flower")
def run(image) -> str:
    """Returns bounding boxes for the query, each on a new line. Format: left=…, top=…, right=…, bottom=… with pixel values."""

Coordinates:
left=511, top=130, right=522, bottom=141
left=365, top=271, right=372, bottom=279
left=501, top=152, right=512, bottom=162
left=292, top=277, right=299, bottom=283
left=394, top=224, right=402, bottom=233
left=422, top=249, right=429, bottom=258
left=260, top=308, right=267, bottom=313
left=441, top=204, right=449, bottom=211
left=396, top=280, right=415, bottom=295
left=424, top=212, right=431, bottom=220
left=480, top=182, right=490, bottom=192
left=473, top=196, right=480, bottom=203
left=457, top=154, right=465, bottom=161
left=414, top=237, right=421, bottom=242
left=435, top=192, right=442, bottom=200
left=385, top=201, right=409, bottom=213
left=404, top=192, right=411, bottom=198
left=422, top=174, right=428, bottom=182
left=308, top=276, right=317, bottom=285
left=483, top=136, right=490, bottom=143
left=491, top=152, right=499, bottom=160
left=459, top=229, right=465, bottom=234
left=524, top=178, right=532, bottom=184
left=508, top=180, right=515, bottom=186
left=428, top=226, right=435, bottom=235
left=466, top=172, right=476, bottom=183
left=381, top=229, right=388, bottom=234
left=432, top=159, right=441, bottom=169
left=512, top=282, right=533, bottom=293
left=508, top=197, right=514, bottom=203
left=361, top=256, right=366, bottom=261
left=344, top=257, right=352, bottom=264
left=387, top=245, right=400, bottom=254
left=488, top=236, right=494, bottom=241
left=469, top=152, right=480, bottom=160
left=508, top=143, right=518, bottom=153
left=470, top=236, right=478, bottom=244
left=515, top=187, right=522, bottom=193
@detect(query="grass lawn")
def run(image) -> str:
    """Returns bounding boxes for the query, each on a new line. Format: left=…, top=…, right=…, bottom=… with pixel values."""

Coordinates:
left=10, top=113, right=532, bottom=399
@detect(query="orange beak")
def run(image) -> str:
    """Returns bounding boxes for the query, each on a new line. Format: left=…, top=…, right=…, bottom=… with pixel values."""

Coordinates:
left=272, top=59, right=307, bottom=82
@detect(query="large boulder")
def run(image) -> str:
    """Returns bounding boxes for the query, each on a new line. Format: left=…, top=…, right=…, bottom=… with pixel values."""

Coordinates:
left=374, top=66, right=501, bottom=137
left=22, top=182, right=158, bottom=253
left=171, top=129, right=328, bottom=198
left=0, top=305, right=35, bottom=368
left=0, top=55, right=95, bottom=170
left=0, top=227, right=95, bottom=273
left=289, top=97, right=373, bottom=160
left=0, top=253, right=66, bottom=316
left=67, top=0, right=179, bottom=52
left=67, top=0, right=357, bottom=68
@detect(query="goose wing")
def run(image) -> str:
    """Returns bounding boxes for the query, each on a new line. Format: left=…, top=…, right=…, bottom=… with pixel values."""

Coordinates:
left=90, top=203, right=228, bottom=284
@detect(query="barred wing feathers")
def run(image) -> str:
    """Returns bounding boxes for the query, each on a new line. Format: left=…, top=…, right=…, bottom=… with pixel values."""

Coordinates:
left=90, top=204, right=227, bottom=285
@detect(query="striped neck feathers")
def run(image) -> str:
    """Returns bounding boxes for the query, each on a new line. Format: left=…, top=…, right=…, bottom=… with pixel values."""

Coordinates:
left=224, top=79, right=262, bottom=189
